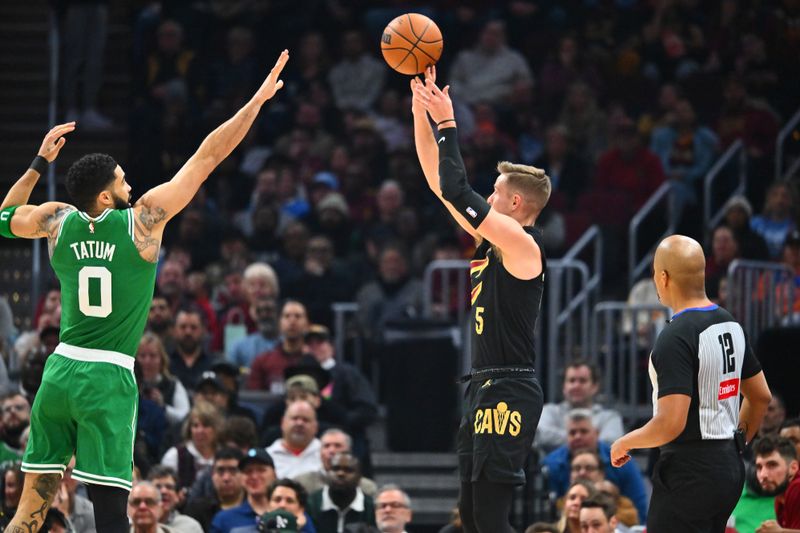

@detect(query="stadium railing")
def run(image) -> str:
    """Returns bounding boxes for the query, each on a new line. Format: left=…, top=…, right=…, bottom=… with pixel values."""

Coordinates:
left=628, top=181, right=676, bottom=289
left=703, top=139, right=746, bottom=243
left=775, top=106, right=800, bottom=182
left=727, top=259, right=796, bottom=345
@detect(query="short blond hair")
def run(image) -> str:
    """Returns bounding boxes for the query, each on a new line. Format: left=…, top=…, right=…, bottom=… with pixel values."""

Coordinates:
left=497, top=161, right=551, bottom=216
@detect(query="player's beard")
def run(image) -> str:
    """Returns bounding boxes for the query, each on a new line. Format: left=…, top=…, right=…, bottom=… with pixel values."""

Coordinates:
left=111, top=191, right=131, bottom=210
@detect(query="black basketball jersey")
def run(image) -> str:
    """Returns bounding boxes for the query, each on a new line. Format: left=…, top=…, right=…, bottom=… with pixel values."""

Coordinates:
left=469, top=226, right=546, bottom=368
left=650, top=305, right=762, bottom=444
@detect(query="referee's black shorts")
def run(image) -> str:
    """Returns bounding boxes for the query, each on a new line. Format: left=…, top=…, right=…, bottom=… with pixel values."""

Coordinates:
left=457, top=368, right=543, bottom=485
left=648, top=439, right=744, bottom=533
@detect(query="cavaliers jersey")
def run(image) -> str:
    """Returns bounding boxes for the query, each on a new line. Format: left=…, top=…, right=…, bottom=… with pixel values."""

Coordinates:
left=469, top=226, right=546, bottom=368
left=51, top=208, right=158, bottom=358
left=649, top=305, right=762, bottom=443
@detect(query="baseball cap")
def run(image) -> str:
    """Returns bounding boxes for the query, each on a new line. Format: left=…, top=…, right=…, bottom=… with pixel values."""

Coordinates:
left=723, top=195, right=753, bottom=218
left=196, top=371, right=226, bottom=393
left=240, top=448, right=274, bottom=470
left=311, top=172, right=339, bottom=191
left=258, top=509, right=298, bottom=532
left=285, top=374, right=319, bottom=395
left=210, top=360, right=240, bottom=378
left=304, top=324, right=331, bottom=342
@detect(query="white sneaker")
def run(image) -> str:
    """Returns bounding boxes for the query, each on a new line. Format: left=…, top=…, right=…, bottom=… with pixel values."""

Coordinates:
left=81, top=108, right=113, bottom=130
left=65, top=108, right=80, bottom=122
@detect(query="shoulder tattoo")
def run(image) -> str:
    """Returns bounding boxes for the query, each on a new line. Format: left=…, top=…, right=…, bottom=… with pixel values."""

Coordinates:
left=133, top=202, right=167, bottom=262
left=39, top=205, right=75, bottom=257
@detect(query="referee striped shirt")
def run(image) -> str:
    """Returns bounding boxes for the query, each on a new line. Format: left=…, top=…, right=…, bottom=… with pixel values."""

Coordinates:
left=649, top=304, right=762, bottom=442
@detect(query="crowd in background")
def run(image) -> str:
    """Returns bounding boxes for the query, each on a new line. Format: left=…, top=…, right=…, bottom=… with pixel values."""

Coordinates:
left=1, top=0, right=800, bottom=531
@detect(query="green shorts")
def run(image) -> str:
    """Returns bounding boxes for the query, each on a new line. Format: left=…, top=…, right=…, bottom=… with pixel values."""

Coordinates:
left=22, top=353, right=138, bottom=491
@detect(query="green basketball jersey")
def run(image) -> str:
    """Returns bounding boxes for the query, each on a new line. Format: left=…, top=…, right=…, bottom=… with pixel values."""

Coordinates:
left=51, top=208, right=157, bottom=358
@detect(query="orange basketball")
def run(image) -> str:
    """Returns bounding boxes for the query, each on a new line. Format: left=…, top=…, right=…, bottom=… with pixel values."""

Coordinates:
left=381, top=13, right=443, bottom=75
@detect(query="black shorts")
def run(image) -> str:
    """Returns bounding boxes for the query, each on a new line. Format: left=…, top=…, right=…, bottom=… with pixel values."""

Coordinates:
left=648, top=440, right=744, bottom=533
left=457, top=368, right=543, bottom=484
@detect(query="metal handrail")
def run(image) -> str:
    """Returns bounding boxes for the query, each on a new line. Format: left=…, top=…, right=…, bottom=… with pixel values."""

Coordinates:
left=775, top=107, right=800, bottom=182
left=628, top=181, right=675, bottom=288
left=422, top=259, right=470, bottom=321
left=561, top=224, right=603, bottom=307
left=703, top=139, right=746, bottom=238
left=331, top=302, right=359, bottom=364
left=726, top=259, right=795, bottom=344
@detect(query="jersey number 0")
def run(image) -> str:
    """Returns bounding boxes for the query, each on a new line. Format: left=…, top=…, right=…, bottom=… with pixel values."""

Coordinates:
left=78, top=266, right=113, bottom=318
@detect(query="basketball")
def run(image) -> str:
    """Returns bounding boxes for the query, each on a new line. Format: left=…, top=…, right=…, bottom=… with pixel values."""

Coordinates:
left=381, top=13, right=443, bottom=75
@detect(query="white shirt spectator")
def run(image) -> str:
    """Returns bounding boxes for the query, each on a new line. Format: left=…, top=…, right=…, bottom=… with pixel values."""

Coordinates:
left=266, top=437, right=323, bottom=479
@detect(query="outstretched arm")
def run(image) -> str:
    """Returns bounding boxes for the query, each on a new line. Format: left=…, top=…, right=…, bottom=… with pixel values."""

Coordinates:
left=411, top=68, right=478, bottom=238
left=1, top=122, right=75, bottom=210
left=134, top=50, right=290, bottom=224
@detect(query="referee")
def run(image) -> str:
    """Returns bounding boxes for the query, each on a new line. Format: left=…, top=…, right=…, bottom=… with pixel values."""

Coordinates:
left=611, top=235, right=772, bottom=533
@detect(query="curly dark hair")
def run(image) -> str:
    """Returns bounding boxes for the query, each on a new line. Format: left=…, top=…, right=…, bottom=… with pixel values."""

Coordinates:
left=65, top=153, right=118, bottom=212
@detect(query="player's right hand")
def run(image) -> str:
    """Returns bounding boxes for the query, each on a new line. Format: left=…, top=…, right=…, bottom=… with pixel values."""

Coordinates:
left=255, top=49, right=289, bottom=104
left=38, top=122, right=75, bottom=163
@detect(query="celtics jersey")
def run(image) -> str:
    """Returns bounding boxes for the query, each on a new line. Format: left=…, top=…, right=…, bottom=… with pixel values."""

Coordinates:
left=51, top=208, right=157, bottom=358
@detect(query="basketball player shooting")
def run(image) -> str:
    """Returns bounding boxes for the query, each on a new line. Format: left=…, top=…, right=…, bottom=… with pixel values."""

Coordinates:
left=411, top=68, right=550, bottom=533
left=0, top=50, right=289, bottom=533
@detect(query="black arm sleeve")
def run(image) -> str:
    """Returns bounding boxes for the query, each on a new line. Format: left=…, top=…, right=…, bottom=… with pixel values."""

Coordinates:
left=437, top=127, right=491, bottom=229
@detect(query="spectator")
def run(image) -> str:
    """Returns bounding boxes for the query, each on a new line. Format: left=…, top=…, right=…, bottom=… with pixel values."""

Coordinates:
left=227, top=296, right=279, bottom=370
left=148, top=295, right=177, bottom=354
left=248, top=300, right=311, bottom=392
left=328, top=30, right=386, bottom=111
left=193, top=370, right=255, bottom=423
left=294, top=429, right=378, bottom=498
left=579, top=494, right=619, bottom=533
left=266, top=400, right=323, bottom=479
left=558, top=82, right=607, bottom=162
left=62, top=0, right=113, bottom=129
left=556, top=480, right=596, bottom=533
left=705, top=225, right=740, bottom=300
left=650, top=99, right=719, bottom=225
left=567, top=449, right=638, bottom=527
left=50, top=458, right=95, bottom=533
left=374, top=485, right=412, bottom=533
left=161, top=400, right=224, bottom=490
left=1, top=393, right=30, bottom=453
left=542, top=410, right=648, bottom=521
left=137, top=333, right=191, bottom=426
left=533, top=124, right=588, bottom=209
left=307, top=452, right=376, bottom=533
left=593, top=119, right=666, bottom=216
left=170, top=308, right=217, bottom=392
left=717, top=77, right=779, bottom=159
left=0, top=464, right=23, bottom=531
left=210, top=448, right=278, bottom=533
left=356, top=243, right=423, bottom=342
left=754, top=435, right=800, bottom=531
left=760, top=394, right=787, bottom=438
left=283, top=235, right=354, bottom=328
left=751, top=182, right=796, bottom=260
left=781, top=419, right=800, bottom=458
left=266, top=478, right=317, bottom=533
left=732, top=460, right=777, bottom=533
left=127, top=481, right=172, bottom=533
left=220, top=262, right=281, bottom=352
left=147, top=466, right=203, bottom=533
left=538, top=36, right=601, bottom=117
left=303, top=325, right=377, bottom=464
left=135, top=360, right=168, bottom=476
left=310, top=193, right=355, bottom=260
left=183, top=448, right=245, bottom=531
left=448, top=20, right=533, bottom=106
left=721, top=195, right=770, bottom=260
left=535, top=359, right=624, bottom=453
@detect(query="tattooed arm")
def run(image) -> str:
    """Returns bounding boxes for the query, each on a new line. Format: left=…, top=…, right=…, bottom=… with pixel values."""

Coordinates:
left=132, top=199, right=167, bottom=263
left=133, top=50, right=289, bottom=226
left=8, top=202, right=75, bottom=254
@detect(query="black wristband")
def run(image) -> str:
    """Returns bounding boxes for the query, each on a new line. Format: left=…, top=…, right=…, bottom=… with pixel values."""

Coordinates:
left=29, top=155, right=49, bottom=175
left=436, top=119, right=456, bottom=126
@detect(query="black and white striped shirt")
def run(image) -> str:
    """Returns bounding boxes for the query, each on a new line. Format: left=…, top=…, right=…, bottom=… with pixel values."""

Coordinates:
left=649, top=305, right=761, bottom=443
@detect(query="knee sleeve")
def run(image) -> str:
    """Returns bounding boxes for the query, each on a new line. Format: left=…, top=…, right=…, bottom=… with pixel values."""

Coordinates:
left=87, top=484, right=129, bottom=533
left=471, top=479, right=515, bottom=533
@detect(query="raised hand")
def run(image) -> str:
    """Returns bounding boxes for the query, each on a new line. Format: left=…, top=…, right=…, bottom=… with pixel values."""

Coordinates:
left=255, top=49, right=289, bottom=104
left=416, top=77, right=454, bottom=125
left=38, top=122, right=75, bottom=163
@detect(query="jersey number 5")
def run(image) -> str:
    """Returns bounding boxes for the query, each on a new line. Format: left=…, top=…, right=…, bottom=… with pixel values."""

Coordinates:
left=475, top=306, right=485, bottom=335
left=78, top=266, right=112, bottom=318
left=717, top=332, right=735, bottom=373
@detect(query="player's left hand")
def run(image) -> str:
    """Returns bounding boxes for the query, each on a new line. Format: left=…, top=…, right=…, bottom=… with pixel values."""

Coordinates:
left=254, top=49, right=289, bottom=104
left=416, top=77, right=454, bottom=125
left=38, top=122, right=76, bottom=163
left=610, top=437, right=632, bottom=467
left=756, top=520, right=783, bottom=533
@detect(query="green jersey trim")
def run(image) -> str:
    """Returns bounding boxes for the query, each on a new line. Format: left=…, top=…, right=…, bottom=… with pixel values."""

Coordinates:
left=77, top=209, right=113, bottom=224
left=55, top=343, right=134, bottom=370
left=72, top=469, right=133, bottom=490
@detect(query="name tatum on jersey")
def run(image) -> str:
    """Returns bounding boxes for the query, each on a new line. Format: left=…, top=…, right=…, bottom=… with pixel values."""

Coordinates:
left=68, top=240, right=116, bottom=262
